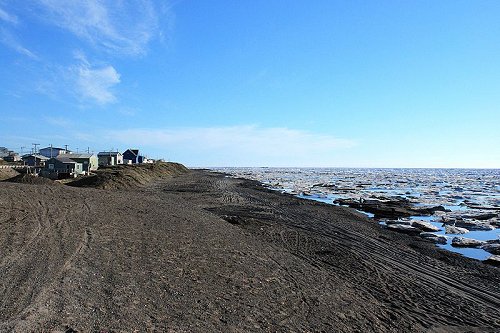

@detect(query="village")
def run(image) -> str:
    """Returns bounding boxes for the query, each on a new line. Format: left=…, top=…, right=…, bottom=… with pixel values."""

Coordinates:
left=0, top=145, right=154, bottom=179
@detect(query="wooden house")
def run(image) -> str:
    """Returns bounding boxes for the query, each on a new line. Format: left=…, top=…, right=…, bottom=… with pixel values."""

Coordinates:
left=97, top=151, right=124, bottom=166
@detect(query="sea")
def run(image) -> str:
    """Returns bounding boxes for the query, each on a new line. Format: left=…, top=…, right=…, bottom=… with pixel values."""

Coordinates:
left=211, top=167, right=500, bottom=261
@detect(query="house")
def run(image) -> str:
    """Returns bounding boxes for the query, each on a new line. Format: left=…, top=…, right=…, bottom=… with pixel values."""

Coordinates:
left=22, top=154, right=49, bottom=167
left=42, top=156, right=83, bottom=179
left=97, top=151, right=123, bottom=166
left=123, top=149, right=147, bottom=164
left=58, top=153, right=98, bottom=173
left=3, top=151, right=21, bottom=162
left=39, top=146, right=71, bottom=158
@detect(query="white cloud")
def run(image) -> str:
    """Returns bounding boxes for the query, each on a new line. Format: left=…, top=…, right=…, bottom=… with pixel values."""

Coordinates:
left=36, top=0, right=161, bottom=56
left=76, top=63, right=121, bottom=104
left=0, top=27, right=38, bottom=59
left=0, top=7, right=18, bottom=24
left=31, top=52, right=121, bottom=105
left=105, top=126, right=357, bottom=166
left=0, top=5, right=38, bottom=60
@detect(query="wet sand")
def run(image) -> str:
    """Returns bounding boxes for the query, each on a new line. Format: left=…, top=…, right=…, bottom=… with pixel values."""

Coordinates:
left=0, top=169, right=499, bottom=332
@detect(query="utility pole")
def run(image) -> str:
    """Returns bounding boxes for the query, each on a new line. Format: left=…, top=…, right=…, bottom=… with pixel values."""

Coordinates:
left=64, top=144, right=69, bottom=153
left=32, top=143, right=40, bottom=155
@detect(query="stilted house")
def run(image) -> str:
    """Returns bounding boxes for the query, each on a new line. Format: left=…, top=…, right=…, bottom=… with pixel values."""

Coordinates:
left=22, top=154, right=49, bottom=167
left=42, top=156, right=83, bottom=179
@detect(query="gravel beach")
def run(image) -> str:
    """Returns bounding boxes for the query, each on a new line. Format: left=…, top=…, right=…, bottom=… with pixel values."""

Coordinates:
left=0, top=167, right=499, bottom=332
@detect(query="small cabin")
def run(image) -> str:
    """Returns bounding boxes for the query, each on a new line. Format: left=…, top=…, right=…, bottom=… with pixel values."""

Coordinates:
left=123, top=149, right=147, bottom=164
left=58, top=153, right=98, bottom=173
left=97, top=151, right=124, bottom=166
left=42, top=156, right=83, bottom=179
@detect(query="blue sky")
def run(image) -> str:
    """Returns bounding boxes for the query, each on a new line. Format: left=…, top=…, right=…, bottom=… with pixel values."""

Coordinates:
left=1, top=1, right=499, bottom=167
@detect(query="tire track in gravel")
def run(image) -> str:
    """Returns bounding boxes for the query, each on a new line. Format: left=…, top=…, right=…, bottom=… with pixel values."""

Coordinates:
left=0, top=185, right=94, bottom=330
left=60, top=197, right=93, bottom=272
left=270, top=201, right=500, bottom=303
left=271, top=205, right=500, bottom=327
left=316, top=218, right=500, bottom=310
left=0, top=192, right=44, bottom=270
left=0, top=186, right=56, bottom=324
left=196, top=172, right=500, bottom=329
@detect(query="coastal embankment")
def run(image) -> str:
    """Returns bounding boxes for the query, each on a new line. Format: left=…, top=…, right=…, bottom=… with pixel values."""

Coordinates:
left=0, top=165, right=499, bottom=332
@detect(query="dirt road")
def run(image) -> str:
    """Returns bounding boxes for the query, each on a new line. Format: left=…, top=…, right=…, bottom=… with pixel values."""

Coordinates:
left=0, top=170, right=499, bottom=332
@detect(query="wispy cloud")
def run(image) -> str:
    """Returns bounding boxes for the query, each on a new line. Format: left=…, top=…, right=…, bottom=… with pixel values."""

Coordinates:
left=0, top=5, right=38, bottom=60
left=75, top=63, right=121, bottom=104
left=31, top=52, right=121, bottom=105
left=0, top=7, right=18, bottom=24
left=0, top=30, right=38, bottom=60
left=105, top=126, right=357, bottom=166
left=1, top=1, right=169, bottom=107
left=36, top=0, right=161, bottom=56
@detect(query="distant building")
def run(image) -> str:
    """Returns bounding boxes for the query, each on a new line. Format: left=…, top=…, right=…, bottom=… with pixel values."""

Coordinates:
left=22, top=154, right=49, bottom=167
left=0, top=147, right=9, bottom=158
left=97, top=151, right=123, bottom=166
left=123, top=149, right=147, bottom=164
left=42, top=156, right=84, bottom=179
left=58, top=153, right=98, bottom=173
left=3, top=151, right=21, bottom=162
left=39, top=146, right=72, bottom=158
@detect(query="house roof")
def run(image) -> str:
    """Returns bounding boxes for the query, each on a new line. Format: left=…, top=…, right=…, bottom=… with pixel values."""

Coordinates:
left=22, top=154, right=49, bottom=160
left=124, top=149, right=139, bottom=156
left=52, top=156, right=79, bottom=164
left=98, top=151, right=122, bottom=156
left=59, top=153, right=94, bottom=159
left=40, top=147, right=68, bottom=151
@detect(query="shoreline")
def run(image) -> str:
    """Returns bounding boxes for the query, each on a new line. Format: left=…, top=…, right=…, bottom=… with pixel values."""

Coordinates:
left=1, top=168, right=499, bottom=331
left=213, top=167, right=500, bottom=263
